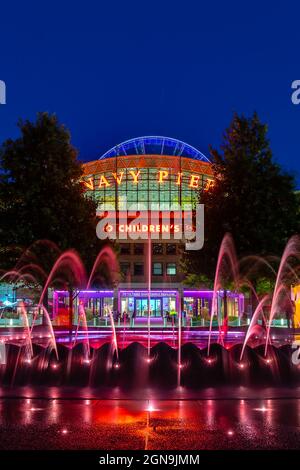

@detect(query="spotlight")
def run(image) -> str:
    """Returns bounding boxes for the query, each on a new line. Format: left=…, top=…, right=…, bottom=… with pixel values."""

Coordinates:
left=254, top=406, right=269, bottom=412
left=51, top=363, right=58, bottom=370
left=83, top=358, right=91, bottom=365
left=61, top=428, right=68, bottom=434
left=147, top=404, right=154, bottom=412
left=207, top=358, right=212, bottom=364
left=178, top=363, right=183, bottom=369
left=25, top=358, right=32, bottom=364
left=114, top=362, right=120, bottom=369
left=227, top=430, right=234, bottom=436
left=239, top=363, right=245, bottom=369
left=146, top=357, right=151, bottom=363
left=266, top=358, right=271, bottom=364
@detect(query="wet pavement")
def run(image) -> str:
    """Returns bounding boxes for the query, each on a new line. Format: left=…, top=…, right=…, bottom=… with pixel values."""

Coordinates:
left=0, top=397, right=300, bottom=449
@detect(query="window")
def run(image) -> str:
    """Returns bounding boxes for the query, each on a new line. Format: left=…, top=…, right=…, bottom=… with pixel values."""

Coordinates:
left=166, top=263, right=176, bottom=275
left=152, top=243, right=163, bottom=255
left=120, top=244, right=131, bottom=255
left=166, top=244, right=176, bottom=255
left=152, top=262, right=163, bottom=276
left=134, top=243, right=144, bottom=255
left=134, top=263, right=144, bottom=276
left=120, top=262, right=130, bottom=275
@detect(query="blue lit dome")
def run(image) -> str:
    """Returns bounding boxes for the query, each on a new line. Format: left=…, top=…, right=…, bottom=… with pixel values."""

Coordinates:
left=99, top=136, right=210, bottom=163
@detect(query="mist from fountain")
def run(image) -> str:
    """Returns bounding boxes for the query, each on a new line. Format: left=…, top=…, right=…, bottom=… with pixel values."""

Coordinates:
left=18, top=301, right=33, bottom=359
left=107, top=306, right=119, bottom=363
left=207, top=234, right=238, bottom=356
left=240, top=295, right=270, bottom=361
left=73, top=302, right=90, bottom=360
left=264, top=236, right=300, bottom=356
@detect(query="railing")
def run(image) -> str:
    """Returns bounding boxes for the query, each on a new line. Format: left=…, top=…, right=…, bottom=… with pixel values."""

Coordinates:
left=0, top=314, right=290, bottom=328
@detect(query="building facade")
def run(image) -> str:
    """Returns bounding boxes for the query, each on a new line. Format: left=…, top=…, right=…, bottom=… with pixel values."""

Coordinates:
left=82, top=136, right=213, bottom=284
left=53, top=136, right=243, bottom=323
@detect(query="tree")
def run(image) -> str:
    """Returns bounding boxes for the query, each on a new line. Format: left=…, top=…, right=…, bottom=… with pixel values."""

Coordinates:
left=0, top=112, right=101, bottom=271
left=181, top=112, right=300, bottom=282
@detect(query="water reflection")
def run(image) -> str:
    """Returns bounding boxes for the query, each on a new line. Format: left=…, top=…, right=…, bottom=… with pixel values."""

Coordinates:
left=0, top=397, right=299, bottom=449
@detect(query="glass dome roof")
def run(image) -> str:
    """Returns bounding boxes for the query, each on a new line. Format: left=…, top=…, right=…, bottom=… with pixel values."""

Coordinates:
left=99, top=136, right=210, bottom=163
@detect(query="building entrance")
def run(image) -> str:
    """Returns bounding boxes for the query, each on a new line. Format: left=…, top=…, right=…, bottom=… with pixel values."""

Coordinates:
left=135, top=298, right=162, bottom=317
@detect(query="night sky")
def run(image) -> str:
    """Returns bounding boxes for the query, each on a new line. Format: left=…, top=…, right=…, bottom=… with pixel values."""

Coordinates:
left=1, top=1, right=300, bottom=183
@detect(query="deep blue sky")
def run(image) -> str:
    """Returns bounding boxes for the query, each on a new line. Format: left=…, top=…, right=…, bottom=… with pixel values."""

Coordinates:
left=1, top=1, right=300, bottom=183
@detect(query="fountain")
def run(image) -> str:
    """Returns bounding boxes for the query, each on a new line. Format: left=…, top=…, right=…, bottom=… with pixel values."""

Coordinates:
left=0, top=235, right=299, bottom=389
left=207, top=233, right=238, bottom=356
left=73, top=302, right=90, bottom=360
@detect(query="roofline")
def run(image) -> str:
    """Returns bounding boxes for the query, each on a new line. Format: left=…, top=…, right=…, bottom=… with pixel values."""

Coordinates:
left=98, top=136, right=211, bottom=163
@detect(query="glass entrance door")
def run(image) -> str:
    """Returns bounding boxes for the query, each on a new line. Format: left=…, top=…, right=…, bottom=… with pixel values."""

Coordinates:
left=134, top=298, right=162, bottom=317
left=135, top=298, right=148, bottom=317
left=151, top=298, right=162, bottom=317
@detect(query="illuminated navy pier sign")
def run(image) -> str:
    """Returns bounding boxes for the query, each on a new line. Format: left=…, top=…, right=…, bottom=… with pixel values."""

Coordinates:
left=83, top=170, right=214, bottom=191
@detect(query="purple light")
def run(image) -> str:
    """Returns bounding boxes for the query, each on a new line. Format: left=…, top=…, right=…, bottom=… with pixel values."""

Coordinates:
left=184, top=289, right=243, bottom=299
left=54, top=290, right=114, bottom=295
left=119, top=290, right=178, bottom=296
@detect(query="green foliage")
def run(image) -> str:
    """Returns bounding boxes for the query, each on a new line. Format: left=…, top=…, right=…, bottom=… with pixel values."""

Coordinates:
left=255, top=277, right=275, bottom=296
left=0, top=113, right=101, bottom=270
left=182, top=112, right=300, bottom=279
left=183, top=273, right=214, bottom=288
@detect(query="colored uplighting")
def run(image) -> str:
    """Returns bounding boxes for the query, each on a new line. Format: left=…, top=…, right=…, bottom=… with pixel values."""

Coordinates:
left=147, top=403, right=154, bottom=413
left=253, top=406, right=271, bottom=412
left=206, top=357, right=214, bottom=365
